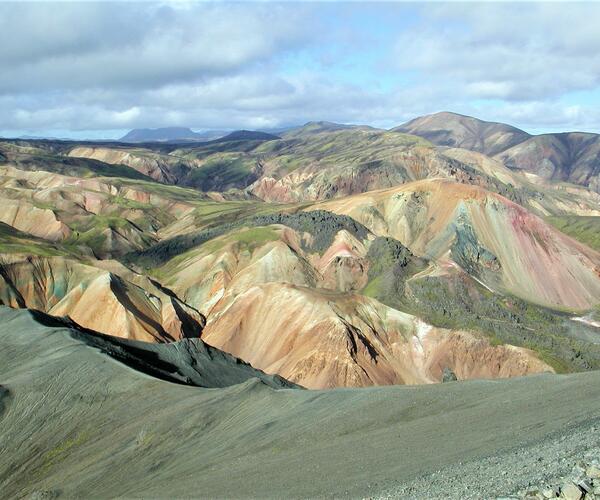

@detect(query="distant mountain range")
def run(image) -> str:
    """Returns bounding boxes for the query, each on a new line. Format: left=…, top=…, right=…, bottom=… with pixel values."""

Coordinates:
left=119, top=127, right=227, bottom=143
left=1, top=109, right=600, bottom=393
left=8, top=113, right=600, bottom=193
left=395, top=111, right=600, bottom=192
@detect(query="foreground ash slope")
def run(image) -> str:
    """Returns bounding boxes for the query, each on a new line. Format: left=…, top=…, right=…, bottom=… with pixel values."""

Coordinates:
left=0, top=114, right=599, bottom=389
left=2, top=307, right=600, bottom=499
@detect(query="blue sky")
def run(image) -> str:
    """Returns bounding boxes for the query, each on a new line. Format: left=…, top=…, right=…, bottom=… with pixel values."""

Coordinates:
left=2, top=1, right=600, bottom=139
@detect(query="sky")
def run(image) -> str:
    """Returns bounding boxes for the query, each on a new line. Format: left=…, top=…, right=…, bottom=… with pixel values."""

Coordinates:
left=2, top=1, right=600, bottom=139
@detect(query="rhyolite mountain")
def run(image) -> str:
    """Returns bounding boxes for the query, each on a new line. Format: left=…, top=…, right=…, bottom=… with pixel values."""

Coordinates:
left=0, top=112, right=599, bottom=390
left=396, top=111, right=600, bottom=193
left=496, top=132, right=600, bottom=192
left=394, top=111, right=531, bottom=156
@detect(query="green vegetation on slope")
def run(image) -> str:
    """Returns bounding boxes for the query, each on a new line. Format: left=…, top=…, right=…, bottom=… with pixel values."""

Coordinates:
left=186, top=155, right=258, bottom=191
left=361, top=232, right=600, bottom=374
left=0, top=147, right=153, bottom=181
left=546, top=215, right=600, bottom=252
left=127, top=209, right=370, bottom=268
left=0, top=222, right=70, bottom=257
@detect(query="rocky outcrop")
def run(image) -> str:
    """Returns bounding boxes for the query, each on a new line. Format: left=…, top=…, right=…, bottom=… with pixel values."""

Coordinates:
left=512, top=452, right=600, bottom=499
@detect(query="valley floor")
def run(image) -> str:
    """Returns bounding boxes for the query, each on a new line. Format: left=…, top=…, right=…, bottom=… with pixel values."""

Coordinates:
left=2, top=307, right=600, bottom=499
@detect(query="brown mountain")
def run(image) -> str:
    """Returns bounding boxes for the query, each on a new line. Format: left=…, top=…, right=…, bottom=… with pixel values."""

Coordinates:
left=495, top=132, right=600, bottom=192
left=395, top=112, right=600, bottom=193
left=393, top=111, right=531, bottom=156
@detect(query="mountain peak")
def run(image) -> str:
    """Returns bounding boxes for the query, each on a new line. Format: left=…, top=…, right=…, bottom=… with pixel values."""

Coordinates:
left=394, top=111, right=530, bottom=156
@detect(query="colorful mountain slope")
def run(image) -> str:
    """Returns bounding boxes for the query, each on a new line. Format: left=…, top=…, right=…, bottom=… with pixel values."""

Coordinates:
left=495, top=132, right=600, bottom=193
left=0, top=255, right=204, bottom=342
left=313, top=178, right=600, bottom=310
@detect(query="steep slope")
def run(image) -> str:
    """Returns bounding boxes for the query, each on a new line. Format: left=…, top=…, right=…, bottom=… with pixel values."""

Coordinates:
left=137, top=204, right=600, bottom=378
left=313, top=179, right=600, bottom=310
left=496, top=132, right=600, bottom=193
left=394, top=111, right=531, bottom=156
left=444, top=147, right=600, bottom=217
left=201, top=282, right=551, bottom=388
left=0, top=255, right=204, bottom=342
left=144, top=220, right=553, bottom=388
left=1, top=306, right=600, bottom=499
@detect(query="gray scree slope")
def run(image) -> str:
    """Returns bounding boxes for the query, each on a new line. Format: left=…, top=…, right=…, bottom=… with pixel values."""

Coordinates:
left=1, top=307, right=600, bottom=498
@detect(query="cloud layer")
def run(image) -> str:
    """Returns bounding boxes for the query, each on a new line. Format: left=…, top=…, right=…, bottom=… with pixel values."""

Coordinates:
left=2, top=2, right=600, bottom=136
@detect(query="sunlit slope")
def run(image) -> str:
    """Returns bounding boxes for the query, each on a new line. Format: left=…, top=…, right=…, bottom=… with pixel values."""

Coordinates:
left=0, top=255, right=204, bottom=342
left=0, top=165, right=279, bottom=258
left=313, top=178, right=600, bottom=310
left=202, top=282, right=550, bottom=388
left=147, top=217, right=552, bottom=388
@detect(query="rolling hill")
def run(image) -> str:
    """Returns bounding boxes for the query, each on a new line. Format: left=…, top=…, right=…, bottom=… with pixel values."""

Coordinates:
left=395, top=111, right=600, bottom=193
left=394, top=111, right=531, bottom=156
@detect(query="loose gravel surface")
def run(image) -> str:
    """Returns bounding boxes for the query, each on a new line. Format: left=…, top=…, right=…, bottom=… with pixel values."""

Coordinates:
left=378, top=419, right=600, bottom=498
left=2, top=306, right=600, bottom=499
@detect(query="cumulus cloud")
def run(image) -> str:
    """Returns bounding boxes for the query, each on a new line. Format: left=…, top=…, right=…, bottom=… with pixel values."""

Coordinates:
left=394, top=3, right=600, bottom=101
left=2, top=2, right=600, bottom=135
left=0, top=3, right=313, bottom=93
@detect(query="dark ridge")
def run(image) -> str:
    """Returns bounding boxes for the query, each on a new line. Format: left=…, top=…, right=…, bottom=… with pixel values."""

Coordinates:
left=210, top=130, right=280, bottom=143
left=28, top=309, right=187, bottom=384
left=25, top=308, right=299, bottom=389
left=125, top=210, right=371, bottom=268
left=365, top=236, right=428, bottom=306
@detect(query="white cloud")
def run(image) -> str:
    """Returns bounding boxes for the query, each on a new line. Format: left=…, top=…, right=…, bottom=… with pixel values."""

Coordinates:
left=0, top=3, right=314, bottom=93
left=393, top=3, right=600, bottom=102
left=2, top=2, right=600, bottom=136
